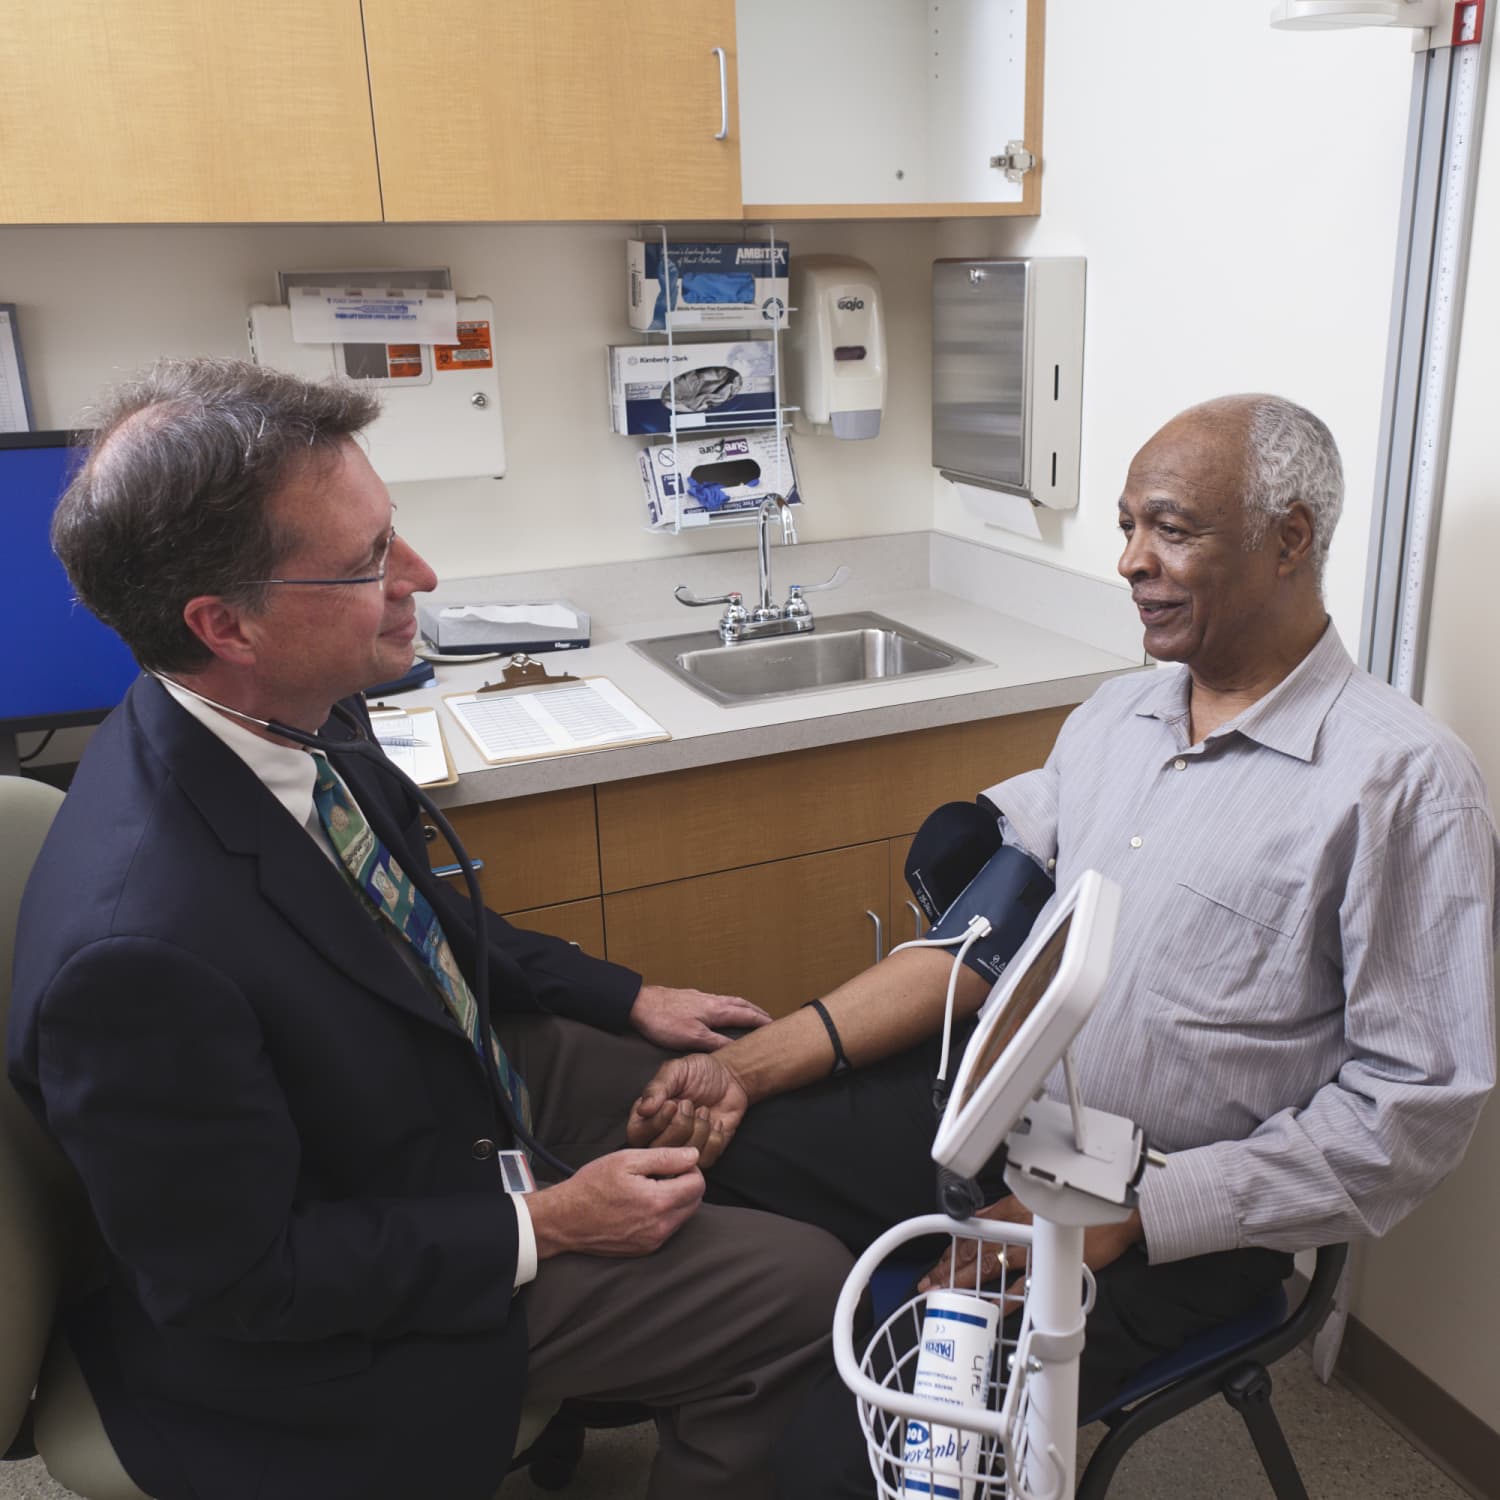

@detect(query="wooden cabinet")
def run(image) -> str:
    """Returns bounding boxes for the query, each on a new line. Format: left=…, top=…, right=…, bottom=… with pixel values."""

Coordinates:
left=0, top=1, right=382, bottom=224
left=3, top=2, right=1042, bottom=225
left=505, top=898, right=606, bottom=957
left=425, top=785, right=599, bottom=913
left=596, top=709, right=1068, bottom=891
left=420, top=708, right=1068, bottom=1004
left=603, top=842, right=889, bottom=1017
left=596, top=708, right=1067, bottom=1005
left=364, top=0, right=742, bottom=222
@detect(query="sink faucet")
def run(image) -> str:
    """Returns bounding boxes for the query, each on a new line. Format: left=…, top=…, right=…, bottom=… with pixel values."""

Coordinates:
left=672, top=493, right=849, bottom=643
left=753, top=494, right=798, bottom=623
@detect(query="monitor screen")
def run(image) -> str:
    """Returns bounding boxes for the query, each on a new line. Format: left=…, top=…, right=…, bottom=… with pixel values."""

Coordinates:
left=955, top=913, right=1073, bottom=1114
left=931, top=871, right=1120, bottom=1182
left=1, top=432, right=140, bottom=731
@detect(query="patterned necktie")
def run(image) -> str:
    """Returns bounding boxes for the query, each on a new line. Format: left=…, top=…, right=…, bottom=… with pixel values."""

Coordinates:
left=309, top=753, right=533, bottom=1135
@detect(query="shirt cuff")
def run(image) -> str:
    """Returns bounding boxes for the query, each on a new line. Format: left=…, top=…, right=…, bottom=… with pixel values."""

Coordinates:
left=1136, top=1144, right=1240, bottom=1264
left=512, top=1193, right=538, bottom=1290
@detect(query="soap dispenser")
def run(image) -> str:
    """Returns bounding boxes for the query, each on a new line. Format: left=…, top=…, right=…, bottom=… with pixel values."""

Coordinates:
left=787, top=255, right=887, bottom=439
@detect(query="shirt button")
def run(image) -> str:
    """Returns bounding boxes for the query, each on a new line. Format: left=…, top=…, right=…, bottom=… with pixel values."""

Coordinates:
left=1046, top=858, right=1056, bottom=871
left=471, top=1138, right=496, bottom=1160
left=1129, top=836, right=1143, bottom=849
left=1173, top=758, right=1187, bottom=771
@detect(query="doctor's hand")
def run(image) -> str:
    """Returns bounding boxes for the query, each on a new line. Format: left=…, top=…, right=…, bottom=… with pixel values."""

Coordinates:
left=629, top=983, right=772, bottom=1052
left=528, top=1147, right=705, bottom=1260
left=626, top=1053, right=750, bottom=1168
left=916, top=1198, right=1144, bottom=1292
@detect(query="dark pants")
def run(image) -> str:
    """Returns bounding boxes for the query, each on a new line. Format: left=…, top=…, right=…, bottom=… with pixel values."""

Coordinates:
left=704, top=1025, right=1292, bottom=1499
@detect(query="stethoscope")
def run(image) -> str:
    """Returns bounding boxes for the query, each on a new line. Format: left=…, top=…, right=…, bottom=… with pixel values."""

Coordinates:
left=154, top=674, right=572, bottom=1178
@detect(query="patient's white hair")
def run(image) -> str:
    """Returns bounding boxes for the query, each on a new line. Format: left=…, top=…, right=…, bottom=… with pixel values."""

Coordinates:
left=1240, top=396, right=1344, bottom=589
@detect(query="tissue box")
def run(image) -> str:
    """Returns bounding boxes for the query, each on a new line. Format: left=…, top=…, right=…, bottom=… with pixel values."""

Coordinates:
left=628, top=239, right=790, bottom=331
left=639, top=430, right=802, bottom=530
left=416, top=598, right=591, bottom=655
left=608, top=340, right=778, bottom=436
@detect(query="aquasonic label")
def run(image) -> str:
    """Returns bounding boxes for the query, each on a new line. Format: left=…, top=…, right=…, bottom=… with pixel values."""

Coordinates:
left=901, top=1290, right=1000, bottom=1499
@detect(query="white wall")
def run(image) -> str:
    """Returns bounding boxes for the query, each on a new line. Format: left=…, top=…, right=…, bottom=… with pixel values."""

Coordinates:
left=1351, top=52, right=1500, bottom=1435
left=0, top=219, right=937, bottom=583
left=931, top=3, right=1416, bottom=641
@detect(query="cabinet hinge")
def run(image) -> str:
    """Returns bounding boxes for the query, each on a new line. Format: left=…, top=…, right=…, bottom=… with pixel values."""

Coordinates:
left=990, top=142, right=1036, bottom=182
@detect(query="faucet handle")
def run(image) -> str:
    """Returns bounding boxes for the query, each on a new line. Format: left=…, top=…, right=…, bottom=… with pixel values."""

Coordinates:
left=787, top=565, right=850, bottom=597
left=674, top=585, right=744, bottom=608
left=784, top=566, right=849, bottom=619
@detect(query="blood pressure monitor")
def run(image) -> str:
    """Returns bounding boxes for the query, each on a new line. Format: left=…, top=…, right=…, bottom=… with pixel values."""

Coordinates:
left=930, top=870, right=1122, bottom=1183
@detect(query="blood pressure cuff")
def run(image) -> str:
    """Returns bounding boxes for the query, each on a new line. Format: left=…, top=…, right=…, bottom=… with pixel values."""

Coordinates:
left=904, top=799, right=1006, bottom=922
left=906, top=800, right=1054, bottom=985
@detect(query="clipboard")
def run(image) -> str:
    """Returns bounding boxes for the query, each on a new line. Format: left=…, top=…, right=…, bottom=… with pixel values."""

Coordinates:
left=443, top=661, right=670, bottom=766
left=368, top=704, right=459, bottom=787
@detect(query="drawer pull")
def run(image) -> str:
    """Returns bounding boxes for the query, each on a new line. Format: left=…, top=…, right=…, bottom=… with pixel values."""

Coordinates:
left=865, top=908, right=884, bottom=964
left=712, top=46, right=728, bottom=140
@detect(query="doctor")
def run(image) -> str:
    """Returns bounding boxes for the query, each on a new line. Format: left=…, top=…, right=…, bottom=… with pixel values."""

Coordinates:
left=626, top=394, right=1500, bottom=1493
left=7, top=357, right=852, bottom=1500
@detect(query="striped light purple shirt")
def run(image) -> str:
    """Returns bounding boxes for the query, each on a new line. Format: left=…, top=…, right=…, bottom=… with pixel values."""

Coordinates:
left=984, top=623, right=1499, bottom=1263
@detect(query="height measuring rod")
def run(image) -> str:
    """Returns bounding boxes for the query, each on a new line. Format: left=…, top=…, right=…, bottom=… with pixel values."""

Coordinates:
left=1361, top=0, right=1492, bottom=698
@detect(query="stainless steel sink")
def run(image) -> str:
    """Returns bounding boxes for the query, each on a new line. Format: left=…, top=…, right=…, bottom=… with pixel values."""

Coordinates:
left=632, top=611, right=989, bottom=705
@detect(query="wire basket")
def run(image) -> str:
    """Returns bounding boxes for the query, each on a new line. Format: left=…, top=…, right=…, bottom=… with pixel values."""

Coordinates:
left=834, top=1215, right=1086, bottom=1500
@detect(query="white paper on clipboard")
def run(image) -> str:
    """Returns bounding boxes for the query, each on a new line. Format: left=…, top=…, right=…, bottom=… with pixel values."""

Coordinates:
left=445, top=678, right=668, bottom=765
left=369, top=706, right=456, bottom=786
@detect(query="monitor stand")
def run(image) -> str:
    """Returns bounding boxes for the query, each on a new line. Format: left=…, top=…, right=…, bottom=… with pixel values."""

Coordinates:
left=1, top=729, right=20, bottom=777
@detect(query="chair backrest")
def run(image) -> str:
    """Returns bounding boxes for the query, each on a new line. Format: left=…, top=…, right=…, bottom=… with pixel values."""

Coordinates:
left=0, top=775, right=74, bottom=1452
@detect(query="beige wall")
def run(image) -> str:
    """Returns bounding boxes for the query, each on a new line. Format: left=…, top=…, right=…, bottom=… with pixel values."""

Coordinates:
left=930, top=4, right=1414, bottom=642
left=1351, top=54, right=1500, bottom=1434
left=0, top=219, right=938, bottom=582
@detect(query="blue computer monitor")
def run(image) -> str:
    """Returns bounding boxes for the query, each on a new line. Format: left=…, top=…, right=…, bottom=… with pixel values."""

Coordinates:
left=1, top=431, right=140, bottom=736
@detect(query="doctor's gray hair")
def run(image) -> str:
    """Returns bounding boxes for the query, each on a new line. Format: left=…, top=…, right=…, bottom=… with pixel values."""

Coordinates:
left=52, top=358, right=380, bottom=674
left=1240, top=396, right=1344, bottom=587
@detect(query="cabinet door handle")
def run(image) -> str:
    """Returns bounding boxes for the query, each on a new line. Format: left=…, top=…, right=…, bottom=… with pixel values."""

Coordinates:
left=712, top=46, right=728, bottom=140
left=432, top=859, right=485, bottom=879
left=865, top=909, right=884, bottom=964
left=905, top=899, right=925, bottom=941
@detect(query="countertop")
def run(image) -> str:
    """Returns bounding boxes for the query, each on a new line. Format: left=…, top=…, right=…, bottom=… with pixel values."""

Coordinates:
left=399, top=535, right=1147, bottom=806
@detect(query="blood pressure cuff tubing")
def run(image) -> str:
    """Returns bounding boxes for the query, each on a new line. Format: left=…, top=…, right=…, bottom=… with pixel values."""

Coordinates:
left=905, top=801, right=1054, bottom=985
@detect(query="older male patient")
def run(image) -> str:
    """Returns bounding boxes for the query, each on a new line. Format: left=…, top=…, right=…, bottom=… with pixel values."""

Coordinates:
left=6, top=358, right=855, bottom=1500
left=627, top=395, right=1500, bottom=1492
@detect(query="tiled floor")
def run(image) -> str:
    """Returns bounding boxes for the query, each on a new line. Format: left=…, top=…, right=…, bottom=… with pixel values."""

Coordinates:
left=1, top=1348, right=1475, bottom=1500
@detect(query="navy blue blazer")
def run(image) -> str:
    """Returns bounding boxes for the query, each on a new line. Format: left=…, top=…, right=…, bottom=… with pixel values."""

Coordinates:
left=8, top=676, right=641, bottom=1500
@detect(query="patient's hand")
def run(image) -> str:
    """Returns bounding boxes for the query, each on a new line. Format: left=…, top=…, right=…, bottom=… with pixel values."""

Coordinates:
left=627, top=1054, right=749, bottom=1168
left=917, top=1198, right=1143, bottom=1290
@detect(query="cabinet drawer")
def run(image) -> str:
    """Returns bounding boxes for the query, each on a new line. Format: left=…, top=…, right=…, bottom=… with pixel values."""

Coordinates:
left=425, top=787, right=598, bottom=912
left=597, top=708, right=1069, bottom=891
left=603, top=843, right=890, bottom=1018
left=504, top=898, right=605, bottom=959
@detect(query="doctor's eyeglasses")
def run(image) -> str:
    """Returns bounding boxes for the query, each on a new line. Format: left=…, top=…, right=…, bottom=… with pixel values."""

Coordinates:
left=235, top=517, right=399, bottom=590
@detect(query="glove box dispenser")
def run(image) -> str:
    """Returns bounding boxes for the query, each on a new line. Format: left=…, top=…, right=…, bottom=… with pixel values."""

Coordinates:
left=932, top=258, right=1085, bottom=510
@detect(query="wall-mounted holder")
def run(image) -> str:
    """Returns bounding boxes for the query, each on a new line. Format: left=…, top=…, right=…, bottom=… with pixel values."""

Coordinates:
left=932, top=257, right=1086, bottom=519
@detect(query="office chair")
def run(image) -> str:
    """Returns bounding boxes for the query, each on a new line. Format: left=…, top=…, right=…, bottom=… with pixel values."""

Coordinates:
left=1076, top=1241, right=1349, bottom=1500
left=0, top=775, right=564, bottom=1497
left=0, top=774, right=151, bottom=1499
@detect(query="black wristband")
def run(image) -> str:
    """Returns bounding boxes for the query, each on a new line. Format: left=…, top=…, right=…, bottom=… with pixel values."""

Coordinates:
left=804, top=997, right=852, bottom=1076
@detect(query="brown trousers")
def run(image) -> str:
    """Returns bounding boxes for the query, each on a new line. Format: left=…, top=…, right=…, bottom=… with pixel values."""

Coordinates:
left=499, top=1017, right=854, bottom=1500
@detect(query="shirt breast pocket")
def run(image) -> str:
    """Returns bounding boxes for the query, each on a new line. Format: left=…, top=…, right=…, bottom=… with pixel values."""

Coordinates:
left=1149, top=867, right=1307, bottom=1025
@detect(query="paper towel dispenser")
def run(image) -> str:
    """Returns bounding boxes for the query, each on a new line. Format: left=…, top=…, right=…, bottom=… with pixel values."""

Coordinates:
left=932, top=257, right=1085, bottom=511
